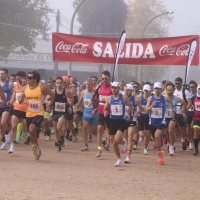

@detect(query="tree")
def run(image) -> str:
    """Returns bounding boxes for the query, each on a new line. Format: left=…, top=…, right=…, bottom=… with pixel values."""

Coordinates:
left=123, top=0, right=173, bottom=82
left=0, top=0, right=52, bottom=60
left=73, top=0, right=127, bottom=38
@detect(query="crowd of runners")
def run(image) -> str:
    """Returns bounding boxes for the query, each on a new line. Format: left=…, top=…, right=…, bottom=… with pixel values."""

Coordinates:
left=0, top=68, right=199, bottom=167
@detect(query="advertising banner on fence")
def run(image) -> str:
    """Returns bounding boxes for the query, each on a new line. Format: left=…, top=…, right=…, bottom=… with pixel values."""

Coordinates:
left=52, top=33, right=199, bottom=66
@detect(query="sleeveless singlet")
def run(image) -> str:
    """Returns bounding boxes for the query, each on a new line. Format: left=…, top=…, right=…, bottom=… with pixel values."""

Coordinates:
left=25, top=85, right=44, bottom=117
left=149, top=95, right=166, bottom=126
left=165, top=96, right=176, bottom=119
left=193, top=96, right=200, bottom=120
left=140, top=94, right=149, bottom=118
left=14, top=83, right=26, bottom=112
left=125, top=96, right=136, bottom=122
left=110, top=93, right=125, bottom=120
left=1, top=80, right=11, bottom=108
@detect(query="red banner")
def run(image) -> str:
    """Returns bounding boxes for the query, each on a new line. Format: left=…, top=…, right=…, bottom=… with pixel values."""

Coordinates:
left=52, top=33, right=199, bottom=66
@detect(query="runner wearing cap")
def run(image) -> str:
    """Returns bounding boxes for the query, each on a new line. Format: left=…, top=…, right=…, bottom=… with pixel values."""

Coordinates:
left=19, top=71, right=54, bottom=161
left=104, top=82, right=132, bottom=167
left=173, top=77, right=191, bottom=151
left=137, top=84, right=152, bottom=155
left=119, top=81, right=125, bottom=95
left=164, top=82, right=187, bottom=156
left=123, top=84, right=144, bottom=163
left=187, top=84, right=200, bottom=156
left=92, top=70, right=112, bottom=157
left=146, top=82, right=174, bottom=165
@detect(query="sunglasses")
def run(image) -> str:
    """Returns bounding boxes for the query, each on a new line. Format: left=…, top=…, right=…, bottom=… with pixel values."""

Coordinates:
left=46, top=84, right=52, bottom=87
left=189, top=86, right=196, bottom=88
left=175, top=82, right=181, bottom=85
left=133, top=86, right=139, bottom=88
left=102, top=77, right=108, bottom=80
left=27, top=76, right=34, bottom=80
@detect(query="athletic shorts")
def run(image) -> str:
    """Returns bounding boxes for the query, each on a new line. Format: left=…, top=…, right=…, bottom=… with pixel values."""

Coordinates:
left=66, top=106, right=74, bottom=121
left=26, top=115, right=44, bottom=130
left=165, top=117, right=176, bottom=128
left=193, top=120, right=200, bottom=129
left=186, top=111, right=194, bottom=125
left=97, top=113, right=110, bottom=127
left=9, top=107, right=14, bottom=115
left=82, top=116, right=97, bottom=125
left=0, top=107, right=9, bottom=116
left=126, top=121, right=136, bottom=128
left=150, top=124, right=165, bottom=138
left=176, top=114, right=186, bottom=127
left=109, top=119, right=127, bottom=135
left=76, top=111, right=83, bottom=118
left=52, top=114, right=67, bottom=122
left=13, top=109, right=26, bottom=120
left=137, top=116, right=151, bottom=131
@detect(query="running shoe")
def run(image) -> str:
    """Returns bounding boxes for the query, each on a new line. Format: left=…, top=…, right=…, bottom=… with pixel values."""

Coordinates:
left=57, top=142, right=62, bottom=152
left=186, top=140, right=189, bottom=147
left=81, top=145, right=88, bottom=151
left=169, top=146, right=175, bottom=156
left=65, top=129, right=70, bottom=140
left=88, top=135, right=92, bottom=142
left=78, top=121, right=82, bottom=129
left=121, top=139, right=127, bottom=154
left=0, top=142, right=7, bottom=150
left=132, top=144, right=137, bottom=150
left=24, top=137, right=30, bottom=145
left=104, top=144, right=109, bottom=151
left=194, top=150, right=199, bottom=156
left=5, top=133, right=10, bottom=143
left=182, top=141, right=187, bottom=151
left=35, top=149, right=43, bottom=161
left=14, top=137, right=20, bottom=144
left=23, top=132, right=29, bottom=139
left=114, top=159, right=122, bottom=167
left=102, top=138, right=106, bottom=146
left=157, top=150, right=164, bottom=165
left=189, top=143, right=194, bottom=150
left=69, top=134, right=72, bottom=141
left=8, top=144, right=15, bottom=154
left=96, top=150, right=104, bottom=157
left=163, top=137, right=167, bottom=145
left=32, top=145, right=42, bottom=161
left=124, top=157, right=130, bottom=164
left=61, top=138, right=66, bottom=148
left=55, top=142, right=59, bottom=147
left=144, top=148, right=148, bottom=155
left=45, top=136, right=51, bottom=141
left=139, top=137, right=143, bottom=142
left=72, top=137, right=77, bottom=142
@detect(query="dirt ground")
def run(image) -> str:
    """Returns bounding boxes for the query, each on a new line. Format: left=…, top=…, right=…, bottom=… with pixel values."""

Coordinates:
left=0, top=131, right=200, bottom=200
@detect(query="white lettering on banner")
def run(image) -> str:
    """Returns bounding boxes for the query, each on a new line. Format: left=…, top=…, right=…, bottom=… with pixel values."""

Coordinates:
left=159, top=44, right=190, bottom=56
left=93, top=42, right=156, bottom=59
left=151, top=108, right=162, bottom=118
left=28, top=101, right=40, bottom=112
left=55, top=102, right=66, bottom=112
left=195, top=102, right=200, bottom=111
left=111, top=105, right=122, bottom=116
left=55, top=41, right=89, bottom=54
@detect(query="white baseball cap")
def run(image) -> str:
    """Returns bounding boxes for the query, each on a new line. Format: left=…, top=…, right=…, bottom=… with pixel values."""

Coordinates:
left=111, top=82, right=119, bottom=87
left=154, top=82, right=162, bottom=89
left=197, top=84, right=200, bottom=89
left=143, top=84, right=150, bottom=91
left=126, top=84, right=133, bottom=90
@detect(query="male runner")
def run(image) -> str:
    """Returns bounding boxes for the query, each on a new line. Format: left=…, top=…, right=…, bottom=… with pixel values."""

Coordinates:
left=104, top=82, right=132, bottom=167
left=19, top=71, right=54, bottom=161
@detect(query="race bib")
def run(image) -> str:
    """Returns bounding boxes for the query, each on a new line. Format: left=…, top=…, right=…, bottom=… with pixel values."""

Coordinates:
left=151, top=107, right=162, bottom=118
left=111, top=105, right=122, bottom=116
left=165, top=109, right=172, bottom=118
left=15, top=93, right=22, bottom=104
left=0, top=93, right=7, bottom=103
left=125, top=105, right=133, bottom=116
left=55, top=102, right=66, bottom=112
left=84, top=99, right=91, bottom=108
left=195, top=102, right=200, bottom=111
left=141, top=105, right=146, bottom=114
left=99, top=95, right=108, bottom=105
left=28, top=101, right=40, bottom=112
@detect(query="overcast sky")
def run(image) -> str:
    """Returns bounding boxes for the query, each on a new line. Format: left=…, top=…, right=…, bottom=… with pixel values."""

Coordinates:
left=47, top=0, right=200, bottom=37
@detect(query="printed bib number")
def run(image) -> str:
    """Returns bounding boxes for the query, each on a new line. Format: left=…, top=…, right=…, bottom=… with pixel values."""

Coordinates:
left=151, top=108, right=162, bottom=118
left=15, top=93, right=22, bottom=103
left=165, top=109, right=172, bottom=118
left=111, top=105, right=122, bottom=116
left=55, top=102, right=66, bottom=112
left=84, top=99, right=91, bottom=108
left=0, top=93, right=7, bottom=103
left=28, top=101, right=40, bottom=112
left=99, top=95, right=108, bottom=105
left=195, top=102, right=200, bottom=111
left=125, top=106, right=133, bottom=116
left=141, top=105, right=146, bottom=114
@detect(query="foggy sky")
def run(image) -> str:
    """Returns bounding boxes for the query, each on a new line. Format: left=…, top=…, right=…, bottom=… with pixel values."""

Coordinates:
left=47, top=0, right=200, bottom=37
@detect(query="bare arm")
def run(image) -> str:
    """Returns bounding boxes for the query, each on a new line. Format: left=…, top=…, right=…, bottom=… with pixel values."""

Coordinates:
left=103, top=96, right=110, bottom=114
left=145, top=96, right=154, bottom=113
left=74, top=90, right=83, bottom=108
left=177, top=97, right=188, bottom=112
left=66, top=89, right=74, bottom=105
left=19, top=86, right=26, bottom=104
left=41, top=85, right=55, bottom=105
left=165, top=96, right=174, bottom=110
left=0, top=86, right=6, bottom=107
left=123, top=96, right=133, bottom=115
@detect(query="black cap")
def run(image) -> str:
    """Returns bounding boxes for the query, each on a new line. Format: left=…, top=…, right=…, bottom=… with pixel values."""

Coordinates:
left=175, top=77, right=182, bottom=83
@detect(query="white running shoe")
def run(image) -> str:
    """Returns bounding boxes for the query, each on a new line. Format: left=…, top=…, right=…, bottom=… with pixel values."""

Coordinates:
left=121, top=139, right=127, bottom=154
left=5, top=133, right=10, bottom=143
left=114, top=159, right=122, bottom=167
left=139, top=137, right=143, bottom=142
left=8, top=144, right=15, bottom=154
left=169, top=146, right=175, bottom=156
left=124, top=157, right=130, bottom=164
left=189, top=143, right=194, bottom=150
left=0, top=142, right=8, bottom=150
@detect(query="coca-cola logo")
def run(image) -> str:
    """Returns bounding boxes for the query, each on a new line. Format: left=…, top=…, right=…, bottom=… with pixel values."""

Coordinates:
left=159, top=44, right=190, bottom=56
left=55, top=41, right=89, bottom=54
